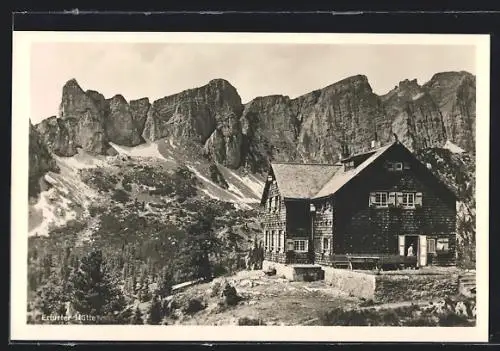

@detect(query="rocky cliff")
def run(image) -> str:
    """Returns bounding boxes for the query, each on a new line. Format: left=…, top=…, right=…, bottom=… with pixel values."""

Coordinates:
left=29, top=121, right=58, bottom=197
left=423, top=71, right=476, bottom=152
left=240, top=75, right=394, bottom=170
left=33, top=71, right=476, bottom=173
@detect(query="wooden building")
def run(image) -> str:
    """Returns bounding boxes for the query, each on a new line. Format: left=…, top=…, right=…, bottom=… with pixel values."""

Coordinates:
left=260, top=139, right=458, bottom=269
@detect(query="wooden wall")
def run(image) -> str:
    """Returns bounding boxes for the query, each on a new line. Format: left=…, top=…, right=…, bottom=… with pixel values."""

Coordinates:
left=262, top=181, right=287, bottom=263
left=333, top=145, right=457, bottom=265
left=312, top=198, right=334, bottom=265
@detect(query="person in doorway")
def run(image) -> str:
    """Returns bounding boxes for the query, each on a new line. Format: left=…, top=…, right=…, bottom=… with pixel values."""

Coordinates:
left=407, top=244, right=414, bottom=257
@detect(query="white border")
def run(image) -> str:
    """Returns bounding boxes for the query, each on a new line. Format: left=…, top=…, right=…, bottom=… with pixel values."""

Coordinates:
left=11, top=32, right=490, bottom=342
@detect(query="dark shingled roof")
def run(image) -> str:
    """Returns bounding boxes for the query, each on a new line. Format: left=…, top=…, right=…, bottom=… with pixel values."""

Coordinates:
left=271, top=163, right=342, bottom=199
left=262, top=140, right=457, bottom=203
left=313, top=142, right=394, bottom=199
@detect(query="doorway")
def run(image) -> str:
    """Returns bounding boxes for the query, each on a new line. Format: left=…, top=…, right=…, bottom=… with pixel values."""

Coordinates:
left=404, top=235, right=419, bottom=257
left=398, top=235, right=428, bottom=267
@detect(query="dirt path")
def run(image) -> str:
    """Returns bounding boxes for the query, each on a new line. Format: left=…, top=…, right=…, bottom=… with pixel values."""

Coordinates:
left=165, top=270, right=361, bottom=326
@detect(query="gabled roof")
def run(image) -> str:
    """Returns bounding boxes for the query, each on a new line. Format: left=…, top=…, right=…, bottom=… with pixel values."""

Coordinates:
left=270, top=163, right=342, bottom=200
left=262, top=139, right=457, bottom=203
left=313, top=142, right=394, bottom=199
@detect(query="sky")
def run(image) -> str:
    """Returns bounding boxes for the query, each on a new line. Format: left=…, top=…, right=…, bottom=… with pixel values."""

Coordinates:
left=30, top=42, right=476, bottom=123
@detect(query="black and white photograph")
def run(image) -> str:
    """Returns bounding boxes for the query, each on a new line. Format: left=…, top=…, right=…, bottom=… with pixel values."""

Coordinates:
left=11, top=32, right=489, bottom=342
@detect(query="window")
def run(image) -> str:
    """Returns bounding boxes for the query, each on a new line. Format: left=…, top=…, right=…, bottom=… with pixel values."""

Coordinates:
left=370, top=192, right=388, bottom=207
left=274, top=196, right=279, bottom=212
left=401, top=192, right=415, bottom=208
left=270, top=230, right=275, bottom=251
left=323, top=237, right=330, bottom=252
left=436, top=238, right=449, bottom=252
left=396, top=192, right=422, bottom=208
left=264, top=231, right=269, bottom=250
left=428, top=239, right=436, bottom=254
left=278, top=230, right=284, bottom=252
left=387, top=161, right=405, bottom=171
left=293, top=240, right=308, bottom=252
left=267, top=198, right=272, bottom=213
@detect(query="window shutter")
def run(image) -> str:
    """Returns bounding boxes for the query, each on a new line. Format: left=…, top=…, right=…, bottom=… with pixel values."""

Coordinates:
left=415, top=192, right=423, bottom=207
left=396, top=192, right=404, bottom=207
left=398, top=235, right=405, bottom=256
left=427, top=239, right=436, bottom=254
left=388, top=192, right=396, bottom=206
left=369, top=192, right=376, bottom=206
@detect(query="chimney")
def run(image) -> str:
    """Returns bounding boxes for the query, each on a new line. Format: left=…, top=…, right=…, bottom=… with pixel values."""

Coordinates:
left=371, top=140, right=376, bottom=149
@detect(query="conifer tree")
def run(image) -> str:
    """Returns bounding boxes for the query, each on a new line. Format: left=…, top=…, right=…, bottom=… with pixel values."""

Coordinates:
left=156, top=265, right=173, bottom=298
left=34, top=274, right=68, bottom=317
left=177, top=209, right=220, bottom=281
left=146, top=295, right=162, bottom=325
left=131, top=306, right=143, bottom=325
left=68, top=249, right=126, bottom=324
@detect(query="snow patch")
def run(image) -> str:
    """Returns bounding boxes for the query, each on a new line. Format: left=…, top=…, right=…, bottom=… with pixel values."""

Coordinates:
left=412, top=92, right=424, bottom=100
left=28, top=189, right=77, bottom=237
left=443, top=140, right=465, bottom=154
left=54, top=154, right=106, bottom=170
left=227, top=183, right=246, bottom=198
left=188, top=166, right=256, bottom=207
left=200, top=188, right=222, bottom=201
left=227, top=170, right=264, bottom=197
left=187, top=166, right=219, bottom=188
left=110, top=142, right=167, bottom=159
left=44, top=174, right=58, bottom=185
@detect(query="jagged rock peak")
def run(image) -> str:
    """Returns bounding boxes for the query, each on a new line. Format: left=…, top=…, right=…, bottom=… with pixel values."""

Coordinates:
left=63, top=78, right=82, bottom=89
left=398, top=78, right=420, bottom=89
left=208, top=78, right=234, bottom=86
left=429, top=70, right=474, bottom=81
left=109, top=94, right=128, bottom=103
left=321, top=74, right=373, bottom=95
left=130, top=97, right=150, bottom=104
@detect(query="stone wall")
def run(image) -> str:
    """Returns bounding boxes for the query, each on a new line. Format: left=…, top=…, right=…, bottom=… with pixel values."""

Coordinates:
left=262, top=260, right=323, bottom=281
left=374, top=272, right=459, bottom=303
left=323, top=267, right=376, bottom=300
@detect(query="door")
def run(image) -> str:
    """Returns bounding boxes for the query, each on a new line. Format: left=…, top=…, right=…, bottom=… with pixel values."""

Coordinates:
left=419, top=235, right=427, bottom=267
left=398, top=235, right=405, bottom=256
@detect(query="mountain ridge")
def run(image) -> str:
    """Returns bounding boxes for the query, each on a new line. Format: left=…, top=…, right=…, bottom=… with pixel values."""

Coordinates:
left=32, top=71, right=475, bottom=175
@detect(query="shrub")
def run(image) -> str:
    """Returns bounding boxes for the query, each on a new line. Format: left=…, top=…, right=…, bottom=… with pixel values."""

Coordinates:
left=122, top=180, right=132, bottom=192
left=209, top=164, right=229, bottom=189
left=112, top=189, right=130, bottom=203
left=237, top=317, right=266, bottom=326
left=88, top=205, right=101, bottom=217
left=438, top=311, right=471, bottom=326
left=405, top=316, right=438, bottom=326
left=183, top=297, right=206, bottom=314
left=359, top=299, right=376, bottom=307
left=209, top=280, right=223, bottom=297
left=221, top=282, right=240, bottom=306
left=380, top=309, right=401, bottom=326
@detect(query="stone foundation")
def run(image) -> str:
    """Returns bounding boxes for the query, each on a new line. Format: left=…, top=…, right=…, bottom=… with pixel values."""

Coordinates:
left=262, top=260, right=323, bottom=281
left=263, top=261, right=461, bottom=303
left=323, top=267, right=376, bottom=300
